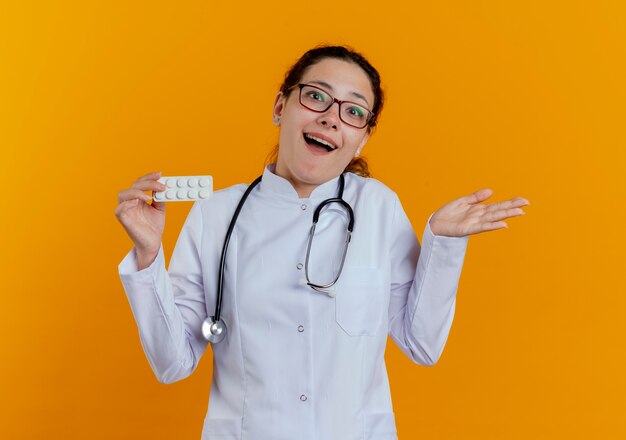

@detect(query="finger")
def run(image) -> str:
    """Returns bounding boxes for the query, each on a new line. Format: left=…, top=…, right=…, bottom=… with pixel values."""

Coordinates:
left=118, top=188, right=153, bottom=204
left=131, top=179, right=167, bottom=192
left=485, top=197, right=530, bottom=213
left=469, top=220, right=508, bottom=234
left=486, top=221, right=508, bottom=231
left=150, top=193, right=166, bottom=212
left=483, top=207, right=525, bottom=222
left=462, top=188, right=493, bottom=205
left=494, top=197, right=530, bottom=209
left=135, top=171, right=162, bottom=183
left=115, top=198, right=141, bottom=219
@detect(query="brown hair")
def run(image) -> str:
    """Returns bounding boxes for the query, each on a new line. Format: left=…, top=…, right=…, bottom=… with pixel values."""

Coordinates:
left=266, top=45, right=384, bottom=178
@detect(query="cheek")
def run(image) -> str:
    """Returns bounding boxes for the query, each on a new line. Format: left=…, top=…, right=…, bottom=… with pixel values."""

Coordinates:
left=334, top=145, right=359, bottom=171
left=282, top=100, right=311, bottom=126
left=279, top=117, right=301, bottom=145
left=346, top=133, right=366, bottom=154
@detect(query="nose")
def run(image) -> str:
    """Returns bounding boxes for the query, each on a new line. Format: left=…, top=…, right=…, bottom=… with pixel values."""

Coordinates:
left=317, top=101, right=341, bottom=129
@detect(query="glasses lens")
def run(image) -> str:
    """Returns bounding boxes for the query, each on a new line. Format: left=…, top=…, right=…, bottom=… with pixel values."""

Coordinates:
left=300, top=85, right=332, bottom=111
left=340, top=103, right=371, bottom=128
left=299, top=84, right=372, bottom=129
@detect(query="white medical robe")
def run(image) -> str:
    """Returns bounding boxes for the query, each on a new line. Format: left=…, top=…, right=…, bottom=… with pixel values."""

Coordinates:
left=118, top=165, right=469, bottom=440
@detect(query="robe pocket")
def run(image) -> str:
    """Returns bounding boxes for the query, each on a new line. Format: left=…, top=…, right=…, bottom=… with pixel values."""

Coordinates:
left=364, top=412, right=398, bottom=440
left=335, top=267, right=385, bottom=336
left=202, top=417, right=242, bottom=439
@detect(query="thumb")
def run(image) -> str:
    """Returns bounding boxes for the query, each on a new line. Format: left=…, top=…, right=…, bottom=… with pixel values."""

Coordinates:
left=467, top=188, right=493, bottom=204
left=150, top=192, right=166, bottom=212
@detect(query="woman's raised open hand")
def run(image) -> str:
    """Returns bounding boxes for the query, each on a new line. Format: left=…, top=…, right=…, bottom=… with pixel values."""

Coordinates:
left=429, top=188, right=530, bottom=237
left=115, top=171, right=167, bottom=268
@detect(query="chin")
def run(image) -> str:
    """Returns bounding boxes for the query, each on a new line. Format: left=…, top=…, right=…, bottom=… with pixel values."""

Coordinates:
left=296, top=163, right=334, bottom=185
left=295, top=171, right=327, bottom=187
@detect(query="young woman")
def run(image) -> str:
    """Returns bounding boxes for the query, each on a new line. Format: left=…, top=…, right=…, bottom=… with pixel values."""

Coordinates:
left=116, top=45, right=529, bottom=440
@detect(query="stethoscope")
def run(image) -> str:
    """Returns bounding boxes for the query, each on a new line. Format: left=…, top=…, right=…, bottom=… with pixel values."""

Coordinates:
left=201, top=173, right=355, bottom=344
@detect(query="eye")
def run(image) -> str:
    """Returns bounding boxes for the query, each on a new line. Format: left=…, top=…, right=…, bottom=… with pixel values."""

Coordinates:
left=344, top=105, right=367, bottom=122
left=308, top=91, right=326, bottom=102
left=301, top=85, right=330, bottom=105
left=345, top=105, right=366, bottom=119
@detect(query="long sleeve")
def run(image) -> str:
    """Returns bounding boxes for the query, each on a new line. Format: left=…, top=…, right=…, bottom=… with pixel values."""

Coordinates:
left=388, top=197, right=469, bottom=366
left=118, top=201, right=209, bottom=383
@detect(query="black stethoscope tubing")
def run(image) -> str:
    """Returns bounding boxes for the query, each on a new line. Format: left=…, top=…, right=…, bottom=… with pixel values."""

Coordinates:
left=214, top=175, right=262, bottom=323
left=204, top=173, right=352, bottom=343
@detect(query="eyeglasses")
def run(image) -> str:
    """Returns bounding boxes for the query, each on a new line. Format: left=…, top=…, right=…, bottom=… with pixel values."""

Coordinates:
left=287, top=83, right=374, bottom=129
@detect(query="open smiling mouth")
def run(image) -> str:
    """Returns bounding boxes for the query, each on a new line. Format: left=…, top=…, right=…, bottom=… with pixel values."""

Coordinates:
left=303, top=134, right=337, bottom=153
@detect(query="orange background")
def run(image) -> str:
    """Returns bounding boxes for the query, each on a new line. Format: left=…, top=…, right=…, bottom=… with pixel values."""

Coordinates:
left=1, top=1, right=624, bottom=438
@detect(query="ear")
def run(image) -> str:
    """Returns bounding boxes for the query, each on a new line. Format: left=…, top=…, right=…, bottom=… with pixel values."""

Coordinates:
left=272, top=92, right=285, bottom=126
left=355, top=132, right=370, bottom=156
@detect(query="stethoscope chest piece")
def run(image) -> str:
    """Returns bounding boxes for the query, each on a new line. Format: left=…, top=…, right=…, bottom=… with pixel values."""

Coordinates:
left=202, top=316, right=227, bottom=344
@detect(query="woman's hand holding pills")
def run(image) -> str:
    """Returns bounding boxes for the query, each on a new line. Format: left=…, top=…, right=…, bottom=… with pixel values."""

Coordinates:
left=115, top=171, right=167, bottom=269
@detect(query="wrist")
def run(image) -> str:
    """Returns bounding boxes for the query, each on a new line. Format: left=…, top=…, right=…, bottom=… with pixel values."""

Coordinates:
left=429, top=217, right=442, bottom=236
left=135, top=246, right=159, bottom=270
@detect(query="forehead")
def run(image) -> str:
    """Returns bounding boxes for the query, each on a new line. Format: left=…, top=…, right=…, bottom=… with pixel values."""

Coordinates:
left=299, top=58, right=375, bottom=107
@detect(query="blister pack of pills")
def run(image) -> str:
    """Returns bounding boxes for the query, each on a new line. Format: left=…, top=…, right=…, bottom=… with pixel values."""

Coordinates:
left=152, top=176, right=213, bottom=202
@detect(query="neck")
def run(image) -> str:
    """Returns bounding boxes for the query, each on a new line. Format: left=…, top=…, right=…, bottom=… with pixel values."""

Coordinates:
left=285, top=177, right=317, bottom=199
left=273, top=163, right=318, bottom=199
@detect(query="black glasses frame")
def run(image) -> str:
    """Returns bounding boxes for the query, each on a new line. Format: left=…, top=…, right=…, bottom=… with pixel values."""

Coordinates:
left=287, top=83, right=374, bottom=129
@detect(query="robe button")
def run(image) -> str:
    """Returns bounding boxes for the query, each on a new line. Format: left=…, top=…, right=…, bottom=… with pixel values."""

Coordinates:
left=298, top=325, right=304, bottom=332
left=300, top=394, right=307, bottom=401
left=297, top=263, right=303, bottom=270
left=301, top=204, right=307, bottom=211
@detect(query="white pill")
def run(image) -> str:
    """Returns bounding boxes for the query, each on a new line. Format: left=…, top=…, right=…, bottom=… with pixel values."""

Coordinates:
left=153, top=175, right=212, bottom=202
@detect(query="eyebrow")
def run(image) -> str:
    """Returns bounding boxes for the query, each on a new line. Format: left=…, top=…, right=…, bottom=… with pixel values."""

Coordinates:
left=308, top=80, right=371, bottom=108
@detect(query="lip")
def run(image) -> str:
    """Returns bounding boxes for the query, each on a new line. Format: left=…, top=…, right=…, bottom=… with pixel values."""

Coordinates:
left=305, top=142, right=333, bottom=156
left=304, top=132, right=339, bottom=149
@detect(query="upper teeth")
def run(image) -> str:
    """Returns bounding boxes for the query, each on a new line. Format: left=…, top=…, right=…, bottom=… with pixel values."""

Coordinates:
left=305, top=134, right=336, bottom=149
